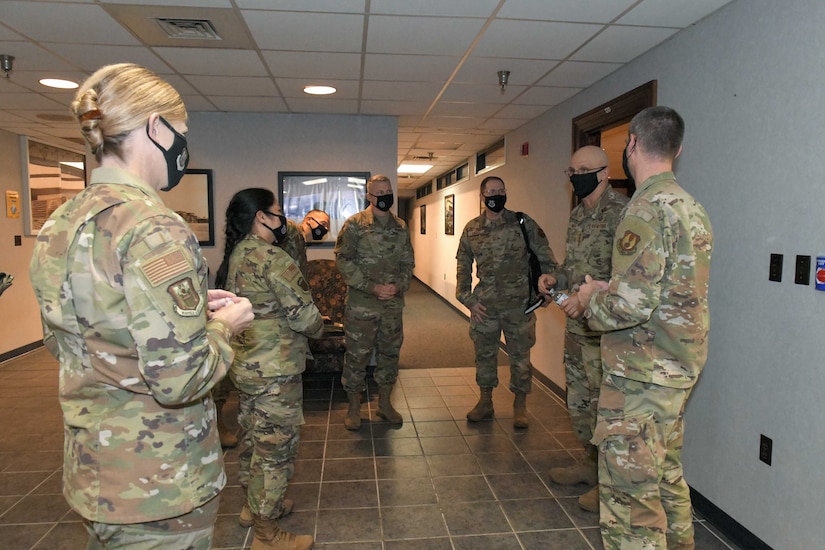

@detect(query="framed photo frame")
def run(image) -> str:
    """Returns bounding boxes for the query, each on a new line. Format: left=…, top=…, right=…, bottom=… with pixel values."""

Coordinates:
left=420, top=204, right=426, bottom=235
left=444, top=194, right=455, bottom=235
left=163, top=169, right=215, bottom=246
left=20, top=136, right=86, bottom=236
left=278, top=171, right=370, bottom=246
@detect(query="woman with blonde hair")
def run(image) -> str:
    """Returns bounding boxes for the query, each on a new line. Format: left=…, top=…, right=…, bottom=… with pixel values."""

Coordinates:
left=29, top=63, right=253, bottom=549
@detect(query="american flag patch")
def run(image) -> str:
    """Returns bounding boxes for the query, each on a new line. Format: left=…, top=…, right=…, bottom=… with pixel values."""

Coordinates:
left=141, top=249, right=190, bottom=287
left=283, top=262, right=300, bottom=282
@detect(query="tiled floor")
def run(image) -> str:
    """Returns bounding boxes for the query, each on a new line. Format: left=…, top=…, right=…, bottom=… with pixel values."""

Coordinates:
left=0, top=348, right=741, bottom=549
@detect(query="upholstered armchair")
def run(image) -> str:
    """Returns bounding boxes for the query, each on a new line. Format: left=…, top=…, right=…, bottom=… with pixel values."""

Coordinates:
left=304, top=259, right=347, bottom=373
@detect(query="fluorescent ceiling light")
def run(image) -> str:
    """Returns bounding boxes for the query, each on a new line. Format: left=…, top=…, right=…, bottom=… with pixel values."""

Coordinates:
left=303, top=85, right=336, bottom=95
left=302, top=178, right=328, bottom=185
left=397, top=163, right=432, bottom=174
left=40, top=78, right=79, bottom=89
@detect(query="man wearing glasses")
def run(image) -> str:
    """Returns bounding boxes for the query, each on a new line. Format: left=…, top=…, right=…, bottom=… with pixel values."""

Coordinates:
left=539, top=145, right=628, bottom=513
left=457, top=176, right=557, bottom=429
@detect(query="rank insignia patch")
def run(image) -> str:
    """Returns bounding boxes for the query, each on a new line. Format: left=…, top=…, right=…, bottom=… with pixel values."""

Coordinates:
left=618, top=230, right=641, bottom=255
left=167, top=277, right=202, bottom=316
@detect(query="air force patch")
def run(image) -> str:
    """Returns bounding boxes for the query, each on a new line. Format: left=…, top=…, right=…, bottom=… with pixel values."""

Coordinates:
left=618, top=230, right=641, bottom=255
left=167, top=277, right=202, bottom=316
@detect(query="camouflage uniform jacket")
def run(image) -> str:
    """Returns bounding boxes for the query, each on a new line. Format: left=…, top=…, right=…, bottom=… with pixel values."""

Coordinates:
left=28, top=167, right=234, bottom=523
left=278, top=219, right=307, bottom=272
left=555, top=187, right=628, bottom=336
left=334, top=209, right=415, bottom=309
left=456, top=209, right=558, bottom=312
left=226, top=234, right=323, bottom=395
left=586, top=172, right=713, bottom=389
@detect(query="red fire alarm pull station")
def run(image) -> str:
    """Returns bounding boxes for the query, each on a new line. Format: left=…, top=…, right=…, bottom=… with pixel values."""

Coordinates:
left=521, top=142, right=529, bottom=157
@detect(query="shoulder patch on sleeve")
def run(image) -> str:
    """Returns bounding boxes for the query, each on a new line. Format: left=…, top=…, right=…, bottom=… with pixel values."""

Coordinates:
left=617, top=230, right=641, bottom=255
left=282, top=262, right=310, bottom=291
left=141, top=249, right=190, bottom=287
left=167, top=277, right=202, bottom=317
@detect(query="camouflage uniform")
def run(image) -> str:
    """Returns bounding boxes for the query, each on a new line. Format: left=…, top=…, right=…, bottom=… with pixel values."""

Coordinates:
left=456, top=209, right=557, bottom=393
left=586, top=172, right=712, bottom=550
left=335, top=209, right=414, bottom=392
left=553, top=187, right=628, bottom=450
left=225, top=234, right=323, bottom=519
left=29, top=167, right=234, bottom=544
left=278, top=219, right=308, bottom=272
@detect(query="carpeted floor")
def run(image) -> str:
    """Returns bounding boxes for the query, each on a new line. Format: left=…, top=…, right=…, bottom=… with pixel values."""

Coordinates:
left=399, top=278, right=509, bottom=369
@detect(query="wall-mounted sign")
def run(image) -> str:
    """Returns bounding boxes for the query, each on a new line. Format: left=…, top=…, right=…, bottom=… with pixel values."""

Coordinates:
left=6, top=190, right=20, bottom=219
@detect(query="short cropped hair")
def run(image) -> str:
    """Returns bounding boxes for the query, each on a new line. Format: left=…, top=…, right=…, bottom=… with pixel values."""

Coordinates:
left=629, top=106, right=685, bottom=161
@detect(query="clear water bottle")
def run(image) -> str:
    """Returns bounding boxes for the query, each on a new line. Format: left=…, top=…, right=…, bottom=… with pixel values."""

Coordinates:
left=548, top=288, right=569, bottom=306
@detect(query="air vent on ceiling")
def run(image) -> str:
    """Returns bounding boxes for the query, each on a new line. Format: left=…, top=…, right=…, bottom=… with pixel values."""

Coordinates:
left=156, top=18, right=222, bottom=40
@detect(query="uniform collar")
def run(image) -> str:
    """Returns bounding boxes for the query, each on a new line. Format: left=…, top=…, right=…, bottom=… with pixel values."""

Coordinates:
left=89, top=166, right=162, bottom=202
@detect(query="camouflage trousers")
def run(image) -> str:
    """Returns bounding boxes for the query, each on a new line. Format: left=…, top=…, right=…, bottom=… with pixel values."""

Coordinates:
left=564, top=332, right=603, bottom=451
left=83, top=494, right=219, bottom=550
left=237, top=374, right=303, bottom=520
left=592, top=374, right=694, bottom=550
left=342, top=304, right=403, bottom=393
left=469, top=307, right=535, bottom=393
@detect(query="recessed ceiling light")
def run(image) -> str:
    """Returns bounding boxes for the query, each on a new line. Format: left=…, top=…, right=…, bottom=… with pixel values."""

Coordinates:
left=398, top=164, right=432, bottom=174
left=40, top=78, right=79, bottom=89
left=304, top=85, right=336, bottom=95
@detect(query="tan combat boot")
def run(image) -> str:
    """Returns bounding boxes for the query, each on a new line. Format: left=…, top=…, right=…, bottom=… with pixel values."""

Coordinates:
left=215, top=399, right=238, bottom=449
left=251, top=516, right=313, bottom=550
left=577, top=485, right=599, bottom=513
left=376, top=384, right=403, bottom=425
left=239, top=499, right=294, bottom=528
left=548, top=452, right=598, bottom=486
left=513, top=392, right=529, bottom=429
left=466, top=387, right=494, bottom=422
left=344, top=392, right=362, bottom=431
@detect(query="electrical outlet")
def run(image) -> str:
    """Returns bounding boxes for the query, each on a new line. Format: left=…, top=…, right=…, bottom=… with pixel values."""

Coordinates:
left=795, top=255, right=811, bottom=285
left=769, top=253, right=783, bottom=282
left=759, top=434, right=772, bottom=465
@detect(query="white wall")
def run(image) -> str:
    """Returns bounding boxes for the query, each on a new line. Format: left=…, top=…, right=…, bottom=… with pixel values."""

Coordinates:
left=413, top=0, right=824, bottom=547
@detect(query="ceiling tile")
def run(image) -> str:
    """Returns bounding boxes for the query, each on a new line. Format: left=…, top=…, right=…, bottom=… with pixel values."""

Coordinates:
left=153, top=48, right=267, bottom=77
left=570, top=25, right=679, bottom=63
left=473, top=19, right=603, bottom=59
left=179, top=95, right=218, bottom=111
left=236, top=0, right=365, bottom=12
left=618, top=0, right=734, bottom=27
left=364, top=54, right=460, bottom=82
left=209, top=96, right=288, bottom=111
left=538, top=60, right=622, bottom=87
left=2, top=2, right=139, bottom=45
left=440, top=82, right=526, bottom=103
left=430, top=102, right=500, bottom=118
left=495, top=104, right=552, bottom=119
left=362, top=81, right=442, bottom=102
left=0, top=92, right=69, bottom=110
left=39, top=44, right=170, bottom=75
left=243, top=11, right=364, bottom=52
left=516, top=86, right=580, bottom=105
left=186, top=75, right=277, bottom=96
left=370, top=0, right=500, bottom=17
left=276, top=78, right=360, bottom=99
left=420, top=116, right=485, bottom=130
left=99, top=0, right=231, bottom=5
left=0, top=42, right=81, bottom=72
left=263, top=51, right=362, bottom=80
left=480, top=118, right=526, bottom=131
left=286, top=98, right=359, bottom=114
left=367, top=15, right=486, bottom=56
left=496, top=0, right=636, bottom=23
left=360, top=100, right=430, bottom=116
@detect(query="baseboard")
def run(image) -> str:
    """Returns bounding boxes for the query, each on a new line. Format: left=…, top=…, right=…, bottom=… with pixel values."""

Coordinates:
left=0, top=340, right=44, bottom=364
left=691, top=488, right=773, bottom=550
left=530, top=368, right=567, bottom=400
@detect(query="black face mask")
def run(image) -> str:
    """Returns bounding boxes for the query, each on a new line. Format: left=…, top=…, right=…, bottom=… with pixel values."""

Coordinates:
left=569, top=169, right=603, bottom=199
left=264, top=213, right=288, bottom=245
left=308, top=219, right=328, bottom=240
left=372, top=193, right=394, bottom=212
left=147, top=116, right=189, bottom=192
left=622, top=144, right=636, bottom=189
left=485, top=194, right=507, bottom=213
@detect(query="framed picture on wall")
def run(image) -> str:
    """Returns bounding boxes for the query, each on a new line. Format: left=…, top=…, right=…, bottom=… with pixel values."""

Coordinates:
left=20, top=136, right=86, bottom=236
left=420, top=204, right=426, bottom=234
left=444, top=194, right=455, bottom=235
left=163, top=169, right=215, bottom=246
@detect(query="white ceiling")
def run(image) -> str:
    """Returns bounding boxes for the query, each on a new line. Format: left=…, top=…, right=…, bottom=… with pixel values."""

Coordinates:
left=0, top=0, right=733, bottom=192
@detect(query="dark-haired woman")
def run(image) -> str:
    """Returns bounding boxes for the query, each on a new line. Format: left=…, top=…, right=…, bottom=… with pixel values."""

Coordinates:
left=215, top=188, right=322, bottom=550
